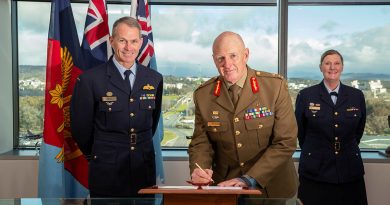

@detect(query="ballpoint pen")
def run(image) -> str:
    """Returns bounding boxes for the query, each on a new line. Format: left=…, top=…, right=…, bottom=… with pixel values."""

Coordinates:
left=195, top=162, right=214, bottom=183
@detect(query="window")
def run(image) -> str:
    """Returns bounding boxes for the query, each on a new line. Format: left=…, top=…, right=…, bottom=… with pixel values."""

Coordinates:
left=288, top=4, right=390, bottom=149
left=16, top=0, right=390, bottom=150
left=17, top=1, right=278, bottom=148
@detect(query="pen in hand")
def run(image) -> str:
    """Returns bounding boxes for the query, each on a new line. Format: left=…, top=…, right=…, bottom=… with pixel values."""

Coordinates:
left=195, top=163, right=214, bottom=183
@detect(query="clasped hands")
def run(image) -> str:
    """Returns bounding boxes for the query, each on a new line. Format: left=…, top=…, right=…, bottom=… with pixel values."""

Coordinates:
left=190, top=168, right=248, bottom=187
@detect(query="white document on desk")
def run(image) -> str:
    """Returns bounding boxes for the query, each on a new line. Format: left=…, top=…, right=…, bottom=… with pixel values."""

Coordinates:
left=158, top=186, right=243, bottom=190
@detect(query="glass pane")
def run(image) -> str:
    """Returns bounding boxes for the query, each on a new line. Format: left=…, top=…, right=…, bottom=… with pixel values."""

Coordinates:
left=151, top=5, right=278, bottom=147
left=17, top=2, right=278, bottom=148
left=17, top=2, right=88, bottom=147
left=288, top=5, right=390, bottom=149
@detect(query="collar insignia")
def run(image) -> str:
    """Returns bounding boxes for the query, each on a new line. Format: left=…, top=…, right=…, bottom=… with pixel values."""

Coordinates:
left=214, top=80, right=221, bottom=96
left=250, top=77, right=259, bottom=93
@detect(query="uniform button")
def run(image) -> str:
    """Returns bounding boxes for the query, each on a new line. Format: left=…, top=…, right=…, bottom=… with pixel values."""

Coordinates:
left=108, top=107, right=112, bottom=112
left=237, top=143, right=242, bottom=148
left=212, top=128, right=217, bottom=132
left=335, top=124, right=338, bottom=128
left=335, top=137, right=338, bottom=140
left=308, top=153, right=311, bottom=156
left=335, top=151, right=339, bottom=155
left=234, top=117, right=239, bottom=123
left=130, top=147, right=135, bottom=151
left=354, top=114, right=357, bottom=117
left=130, top=128, right=135, bottom=132
left=313, top=114, right=316, bottom=117
left=258, top=124, right=263, bottom=129
left=129, top=98, right=134, bottom=103
left=93, top=155, right=97, bottom=159
left=334, top=112, right=338, bottom=116
left=148, top=105, right=152, bottom=109
left=235, top=131, right=240, bottom=136
left=130, top=113, right=135, bottom=117
left=240, top=162, right=245, bottom=167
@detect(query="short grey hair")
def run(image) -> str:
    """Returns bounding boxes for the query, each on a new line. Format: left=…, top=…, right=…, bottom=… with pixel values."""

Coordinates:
left=112, top=17, right=141, bottom=38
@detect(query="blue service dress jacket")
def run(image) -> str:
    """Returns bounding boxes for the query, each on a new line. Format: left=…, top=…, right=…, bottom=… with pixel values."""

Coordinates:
left=295, top=81, right=366, bottom=184
left=70, top=58, right=163, bottom=196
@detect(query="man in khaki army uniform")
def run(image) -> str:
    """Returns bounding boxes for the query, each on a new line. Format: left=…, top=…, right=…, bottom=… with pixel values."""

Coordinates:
left=188, top=31, right=298, bottom=198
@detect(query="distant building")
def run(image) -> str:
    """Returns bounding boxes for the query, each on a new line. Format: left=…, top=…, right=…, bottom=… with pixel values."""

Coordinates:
left=164, top=83, right=184, bottom=89
left=351, top=80, right=359, bottom=89
left=288, top=82, right=308, bottom=90
left=19, top=78, right=45, bottom=91
left=369, top=80, right=387, bottom=98
left=186, top=77, right=211, bottom=82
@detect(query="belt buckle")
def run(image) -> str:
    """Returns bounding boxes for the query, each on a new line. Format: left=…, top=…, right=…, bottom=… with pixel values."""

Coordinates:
left=130, top=133, right=137, bottom=145
left=335, top=142, right=341, bottom=152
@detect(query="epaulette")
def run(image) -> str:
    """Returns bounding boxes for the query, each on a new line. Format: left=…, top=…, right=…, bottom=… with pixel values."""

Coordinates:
left=195, top=76, right=218, bottom=91
left=255, top=70, right=284, bottom=80
left=255, top=70, right=288, bottom=91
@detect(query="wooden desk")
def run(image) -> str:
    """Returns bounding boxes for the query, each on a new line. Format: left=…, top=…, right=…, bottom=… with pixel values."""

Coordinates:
left=139, top=186, right=262, bottom=205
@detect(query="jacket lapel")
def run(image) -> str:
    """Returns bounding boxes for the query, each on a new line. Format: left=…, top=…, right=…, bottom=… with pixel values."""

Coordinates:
left=235, top=68, right=258, bottom=114
left=131, top=64, right=148, bottom=95
left=215, top=76, right=235, bottom=113
left=335, top=83, right=348, bottom=107
left=107, top=59, right=130, bottom=95
left=319, top=81, right=335, bottom=107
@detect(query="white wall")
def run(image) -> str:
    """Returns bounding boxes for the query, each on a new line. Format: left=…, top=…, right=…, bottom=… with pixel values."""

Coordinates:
left=0, top=158, right=389, bottom=205
left=0, top=0, right=13, bottom=154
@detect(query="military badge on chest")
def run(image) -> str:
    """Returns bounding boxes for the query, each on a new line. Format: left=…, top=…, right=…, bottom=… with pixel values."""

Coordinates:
left=140, top=84, right=156, bottom=100
left=101, top=91, right=117, bottom=111
left=308, top=102, right=321, bottom=116
left=245, top=106, right=273, bottom=120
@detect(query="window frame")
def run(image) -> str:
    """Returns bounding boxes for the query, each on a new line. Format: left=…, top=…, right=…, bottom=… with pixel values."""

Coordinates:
left=12, top=0, right=390, bottom=150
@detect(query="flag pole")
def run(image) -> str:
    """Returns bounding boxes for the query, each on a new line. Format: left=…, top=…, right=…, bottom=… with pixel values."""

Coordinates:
left=130, top=0, right=138, bottom=18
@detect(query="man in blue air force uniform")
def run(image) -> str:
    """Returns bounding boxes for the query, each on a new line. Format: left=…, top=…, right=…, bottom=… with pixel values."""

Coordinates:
left=70, top=17, right=163, bottom=197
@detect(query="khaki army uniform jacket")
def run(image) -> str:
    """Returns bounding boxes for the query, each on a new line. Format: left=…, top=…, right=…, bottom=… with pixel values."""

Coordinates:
left=188, top=66, right=298, bottom=198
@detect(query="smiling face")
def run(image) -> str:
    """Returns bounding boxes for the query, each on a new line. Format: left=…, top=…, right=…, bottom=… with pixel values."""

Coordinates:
left=212, top=32, right=249, bottom=84
left=320, top=53, right=343, bottom=85
left=110, top=23, right=142, bottom=68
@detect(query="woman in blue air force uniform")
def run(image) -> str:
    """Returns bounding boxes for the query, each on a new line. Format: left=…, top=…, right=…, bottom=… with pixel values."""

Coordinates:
left=295, top=49, right=367, bottom=205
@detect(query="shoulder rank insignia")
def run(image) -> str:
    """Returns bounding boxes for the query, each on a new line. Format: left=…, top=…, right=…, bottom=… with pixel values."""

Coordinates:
left=143, top=84, right=155, bottom=90
left=250, top=77, right=259, bottom=93
left=214, top=80, right=221, bottom=96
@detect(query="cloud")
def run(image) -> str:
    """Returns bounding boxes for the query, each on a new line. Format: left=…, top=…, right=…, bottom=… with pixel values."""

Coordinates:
left=319, top=20, right=339, bottom=32
left=288, top=24, right=390, bottom=75
left=18, top=2, right=50, bottom=34
left=19, top=31, right=48, bottom=65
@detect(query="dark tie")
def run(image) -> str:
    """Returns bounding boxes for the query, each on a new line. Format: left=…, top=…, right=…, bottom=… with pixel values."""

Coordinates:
left=330, top=91, right=338, bottom=97
left=330, top=91, right=338, bottom=104
left=229, top=84, right=240, bottom=108
left=124, top=70, right=132, bottom=92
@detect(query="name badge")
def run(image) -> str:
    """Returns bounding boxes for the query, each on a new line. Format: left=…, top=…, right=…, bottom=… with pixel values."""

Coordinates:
left=207, top=122, right=221, bottom=127
left=102, top=96, right=117, bottom=102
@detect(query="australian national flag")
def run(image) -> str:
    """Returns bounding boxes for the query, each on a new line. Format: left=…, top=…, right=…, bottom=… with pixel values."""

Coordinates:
left=81, top=0, right=112, bottom=69
left=131, top=0, right=165, bottom=183
left=38, top=0, right=89, bottom=198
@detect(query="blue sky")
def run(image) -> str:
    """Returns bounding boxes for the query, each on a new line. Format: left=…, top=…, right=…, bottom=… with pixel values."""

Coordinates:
left=18, top=2, right=390, bottom=78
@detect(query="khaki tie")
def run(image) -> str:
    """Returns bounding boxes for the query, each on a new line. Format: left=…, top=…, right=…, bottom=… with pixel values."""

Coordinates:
left=229, top=84, right=240, bottom=108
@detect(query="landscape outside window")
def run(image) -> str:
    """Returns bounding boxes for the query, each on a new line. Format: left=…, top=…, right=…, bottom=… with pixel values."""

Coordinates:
left=18, top=2, right=390, bottom=150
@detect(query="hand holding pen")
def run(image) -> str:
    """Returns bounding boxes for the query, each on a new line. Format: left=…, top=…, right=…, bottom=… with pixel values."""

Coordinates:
left=191, top=163, right=214, bottom=184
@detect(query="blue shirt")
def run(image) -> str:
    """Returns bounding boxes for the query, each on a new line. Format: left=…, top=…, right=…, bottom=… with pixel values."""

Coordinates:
left=112, top=56, right=137, bottom=89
